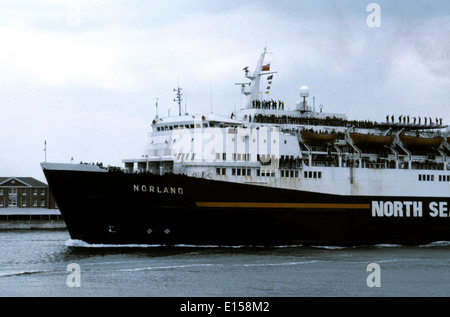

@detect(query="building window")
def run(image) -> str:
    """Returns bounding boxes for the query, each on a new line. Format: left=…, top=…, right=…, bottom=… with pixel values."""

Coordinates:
left=41, top=199, right=45, bottom=207
left=22, top=199, right=26, bottom=207
left=8, top=199, right=17, bottom=207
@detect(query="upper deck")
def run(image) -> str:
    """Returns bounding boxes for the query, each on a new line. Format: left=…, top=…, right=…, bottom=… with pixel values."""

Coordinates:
left=122, top=48, right=450, bottom=178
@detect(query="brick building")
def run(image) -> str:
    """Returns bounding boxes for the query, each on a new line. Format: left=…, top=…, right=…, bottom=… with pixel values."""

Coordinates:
left=0, top=177, right=58, bottom=209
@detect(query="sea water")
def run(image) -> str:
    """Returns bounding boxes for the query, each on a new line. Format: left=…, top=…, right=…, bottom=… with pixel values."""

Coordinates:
left=0, top=230, right=448, bottom=297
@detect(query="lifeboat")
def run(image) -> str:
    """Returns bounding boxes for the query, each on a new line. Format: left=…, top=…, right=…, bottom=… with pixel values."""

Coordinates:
left=300, top=130, right=337, bottom=145
left=400, top=135, right=443, bottom=148
left=350, top=132, right=394, bottom=146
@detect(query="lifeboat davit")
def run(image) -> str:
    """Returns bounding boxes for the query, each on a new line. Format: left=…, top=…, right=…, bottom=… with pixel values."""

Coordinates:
left=300, top=130, right=337, bottom=145
left=400, top=135, right=443, bottom=148
left=350, top=132, right=394, bottom=146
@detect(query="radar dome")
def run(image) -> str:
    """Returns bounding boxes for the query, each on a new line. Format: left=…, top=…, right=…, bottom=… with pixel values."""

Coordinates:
left=299, top=86, right=310, bottom=97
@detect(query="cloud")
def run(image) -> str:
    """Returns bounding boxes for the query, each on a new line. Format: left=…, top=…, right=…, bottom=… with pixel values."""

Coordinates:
left=0, top=26, right=117, bottom=88
left=1, top=0, right=450, bottom=182
left=409, top=17, right=450, bottom=81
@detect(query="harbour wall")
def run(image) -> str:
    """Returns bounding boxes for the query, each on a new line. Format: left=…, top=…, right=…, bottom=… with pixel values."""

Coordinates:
left=0, top=208, right=66, bottom=230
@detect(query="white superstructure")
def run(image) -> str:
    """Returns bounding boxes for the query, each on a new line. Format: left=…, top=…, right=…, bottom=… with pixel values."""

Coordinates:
left=123, top=49, right=450, bottom=198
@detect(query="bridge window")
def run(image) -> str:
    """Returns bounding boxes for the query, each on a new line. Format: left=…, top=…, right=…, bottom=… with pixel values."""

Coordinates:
left=216, top=168, right=226, bottom=176
left=304, top=170, right=322, bottom=179
left=419, top=174, right=436, bottom=181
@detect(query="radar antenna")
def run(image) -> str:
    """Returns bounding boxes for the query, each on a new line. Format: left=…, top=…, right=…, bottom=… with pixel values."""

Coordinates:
left=299, top=85, right=310, bottom=113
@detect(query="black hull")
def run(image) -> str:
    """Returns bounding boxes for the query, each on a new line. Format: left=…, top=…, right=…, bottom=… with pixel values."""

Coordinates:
left=42, top=168, right=449, bottom=246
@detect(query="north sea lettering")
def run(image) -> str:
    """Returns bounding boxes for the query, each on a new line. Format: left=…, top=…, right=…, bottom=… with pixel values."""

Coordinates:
left=372, top=201, right=422, bottom=217
left=429, top=201, right=448, bottom=217
left=133, top=184, right=184, bottom=195
left=372, top=201, right=449, bottom=217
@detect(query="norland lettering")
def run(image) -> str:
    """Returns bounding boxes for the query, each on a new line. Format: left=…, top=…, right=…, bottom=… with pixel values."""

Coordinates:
left=133, top=184, right=184, bottom=195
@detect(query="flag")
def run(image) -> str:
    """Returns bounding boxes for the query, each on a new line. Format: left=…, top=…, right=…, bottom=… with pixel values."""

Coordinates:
left=261, top=63, right=270, bottom=71
left=265, top=91, right=270, bottom=94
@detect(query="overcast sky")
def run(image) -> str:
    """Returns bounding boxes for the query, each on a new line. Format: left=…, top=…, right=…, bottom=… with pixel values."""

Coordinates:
left=1, top=0, right=450, bottom=182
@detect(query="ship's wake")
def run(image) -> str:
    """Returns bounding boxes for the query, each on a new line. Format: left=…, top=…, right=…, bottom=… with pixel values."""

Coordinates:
left=65, top=239, right=165, bottom=248
left=65, top=239, right=307, bottom=248
left=0, top=270, right=45, bottom=277
left=65, top=239, right=450, bottom=249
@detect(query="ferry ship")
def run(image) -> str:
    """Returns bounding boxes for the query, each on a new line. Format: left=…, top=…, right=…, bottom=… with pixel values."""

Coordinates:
left=41, top=49, right=449, bottom=246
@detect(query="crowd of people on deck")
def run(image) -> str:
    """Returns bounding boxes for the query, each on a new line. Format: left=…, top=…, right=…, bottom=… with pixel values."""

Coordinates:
left=245, top=109, right=445, bottom=130
left=386, top=115, right=444, bottom=126
left=252, top=113, right=376, bottom=129
left=251, top=99, right=285, bottom=110
left=245, top=98, right=446, bottom=129
left=80, top=161, right=104, bottom=168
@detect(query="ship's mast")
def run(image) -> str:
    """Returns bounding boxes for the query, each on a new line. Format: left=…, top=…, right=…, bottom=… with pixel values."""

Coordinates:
left=237, top=47, right=277, bottom=109
left=174, top=86, right=183, bottom=116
